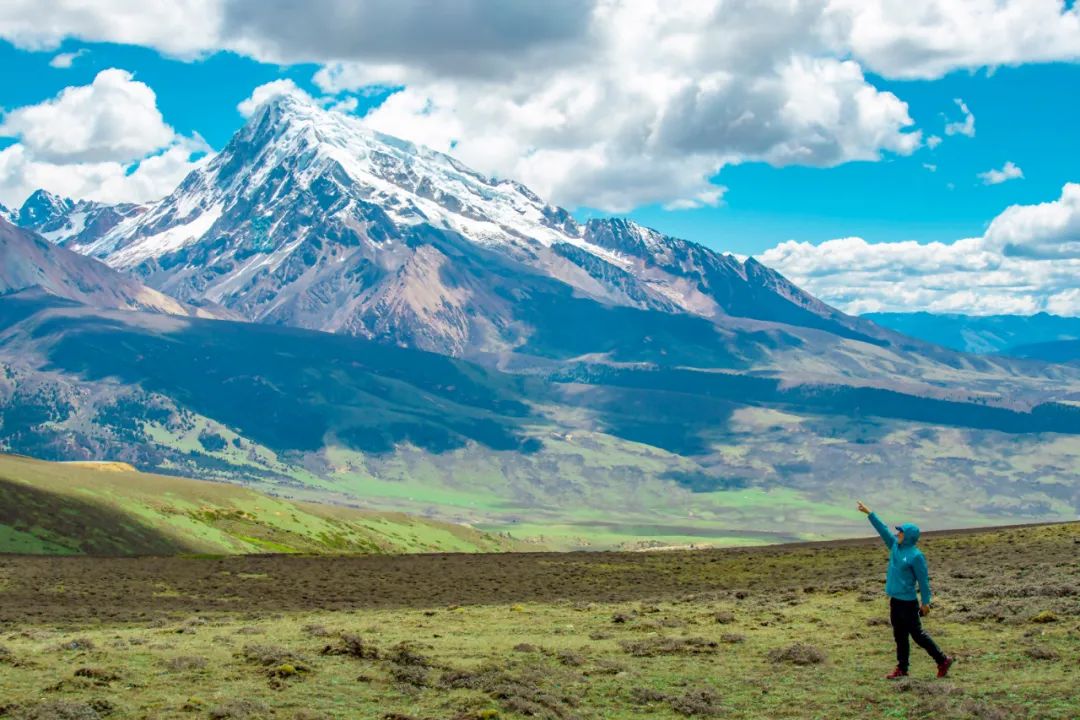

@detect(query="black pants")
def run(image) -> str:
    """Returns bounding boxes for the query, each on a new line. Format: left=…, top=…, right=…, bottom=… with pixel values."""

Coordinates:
left=890, top=598, right=945, bottom=671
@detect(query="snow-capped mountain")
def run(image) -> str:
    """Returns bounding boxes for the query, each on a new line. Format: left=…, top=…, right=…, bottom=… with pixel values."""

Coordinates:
left=67, top=93, right=884, bottom=357
left=14, top=189, right=147, bottom=248
left=16, top=188, right=72, bottom=228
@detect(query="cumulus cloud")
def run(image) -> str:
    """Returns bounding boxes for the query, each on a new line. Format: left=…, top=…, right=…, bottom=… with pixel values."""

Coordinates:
left=944, top=99, right=975, bottom=138
left=3, top=1, right=1079, bottom=210
left=1046, top=289, right=1080, bottom=316
left=832, top=0, right=1080, bottom=80
left=346, top=4, right=921, bottom=210
left=0, top=137, right=211, bottom=208
left=984, top=183, right=1080, bottom=259
left=0, top=0, right=222, bottom=57
left=6, top=1, right=1078, bottom=81
left=978, top=161, right=1024, bottom=185
left=0, top=68, right=175, bottom=163
left=0, top=69, right=209, bottom=207
left=223, top=0, right=594, bottom=75
left=760, top=184, right=1080, bottom=316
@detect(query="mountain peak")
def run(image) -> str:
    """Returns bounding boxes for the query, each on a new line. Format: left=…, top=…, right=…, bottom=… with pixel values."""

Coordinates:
left=18, top=189, right=73, bottom=228
left=251, top=91, right=323, bottom=128
left=69, top=91, right=888, bottom=355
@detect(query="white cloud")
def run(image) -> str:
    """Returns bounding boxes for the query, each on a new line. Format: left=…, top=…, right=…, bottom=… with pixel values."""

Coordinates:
left=0, top=0, right=222, bottom=57
left=760, top=183, right=1080, bottom=316
left=1046, top=289, right=1080, bottom=316
left=925, top=135, right=942, bottom=149
left=0, top=69, right=209, bottom=207
left=978, top=160, right=1024, bottom=186
left=984, top=183, right=1080, bottom=259
left=944, top=99, right=975, bottom=137
left=48, top=48, right=86, bottom=68
left=328, top=96, right=359, bottom=114
left=237, top=79, right=309, bottom=117
left=923, top=163, right=937, bottom=173
left=6, top=1, right=1078, bottom=82
left=312, top=63, right=411, bottom=94
left=3, top=2, right=1079, bottom=211
left=350, top=5, right=922, bottom=210
left=0, top=68, right=175, bottom=163
left=0, top=138, right=211, bottom=208
left=832, top=0, right=1080, bottom=80
left=236, top=80, right=365, bottom=120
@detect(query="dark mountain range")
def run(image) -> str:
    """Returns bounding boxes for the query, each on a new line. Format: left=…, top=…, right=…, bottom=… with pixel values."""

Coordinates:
left=1, top=290, right=1078, bottom=542
left=1009, top=339, right=1080, bottom=364
left=865, top=311, right=1080, bottom=357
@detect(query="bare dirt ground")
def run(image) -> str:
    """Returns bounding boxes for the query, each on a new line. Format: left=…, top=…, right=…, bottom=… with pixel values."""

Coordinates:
left=0, top=521, right=1066, bottom=625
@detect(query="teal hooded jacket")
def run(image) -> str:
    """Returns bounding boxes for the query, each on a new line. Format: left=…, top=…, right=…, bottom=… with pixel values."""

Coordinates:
left=868, top=512, right=932, bottom=605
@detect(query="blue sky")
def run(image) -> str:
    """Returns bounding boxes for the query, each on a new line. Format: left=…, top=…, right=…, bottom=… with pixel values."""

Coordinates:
left=626, top=63, right=1080, bottom=254
left=0, top=2, right=1078, bottom=316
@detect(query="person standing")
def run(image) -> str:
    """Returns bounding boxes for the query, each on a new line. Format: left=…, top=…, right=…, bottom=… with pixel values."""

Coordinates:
left=857, top=500, right=954, bottom=679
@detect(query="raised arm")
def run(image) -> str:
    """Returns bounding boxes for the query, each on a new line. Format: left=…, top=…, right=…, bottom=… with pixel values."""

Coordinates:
left=913, top=553, right=932, bottom=606
left=858, top=501, right=895, bottom=549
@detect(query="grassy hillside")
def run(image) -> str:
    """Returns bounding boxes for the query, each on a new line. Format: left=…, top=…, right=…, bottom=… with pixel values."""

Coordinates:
left=0, top=454, right=525, bottom=556
left=0, top=522, right=1075, bottom=719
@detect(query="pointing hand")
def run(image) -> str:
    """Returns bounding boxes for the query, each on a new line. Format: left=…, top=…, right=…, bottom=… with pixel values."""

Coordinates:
left=856, top=500, right=871, bottom=515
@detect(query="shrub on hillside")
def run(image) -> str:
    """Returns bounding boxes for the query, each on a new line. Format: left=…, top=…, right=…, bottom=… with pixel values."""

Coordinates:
left=767, top=643, right=826, bottom=666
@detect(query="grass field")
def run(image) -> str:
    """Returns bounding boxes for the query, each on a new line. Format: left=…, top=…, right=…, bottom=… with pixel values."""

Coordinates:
left=0, top=454, right=523, bottom=556
left=0, top=522, right=1076, bottom=719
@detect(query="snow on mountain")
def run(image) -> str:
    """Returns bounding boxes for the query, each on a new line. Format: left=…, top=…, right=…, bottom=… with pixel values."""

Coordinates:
left=17, top=189, right=73, bottom=228
left=15, top=189, right=147, bottom=248
left=67, top=93, right=885, bottom=356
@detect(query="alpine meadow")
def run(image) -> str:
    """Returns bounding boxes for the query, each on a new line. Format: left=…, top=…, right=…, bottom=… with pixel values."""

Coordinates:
left=0, top=2, right=1078, bottom=719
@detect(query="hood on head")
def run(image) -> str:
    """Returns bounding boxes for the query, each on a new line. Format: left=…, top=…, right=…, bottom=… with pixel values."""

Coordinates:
left=896, top=523, right=921, bottom=546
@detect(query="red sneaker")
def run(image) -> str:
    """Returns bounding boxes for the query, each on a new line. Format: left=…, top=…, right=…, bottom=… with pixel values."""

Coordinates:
left=936, top=657, right=954, bottom=678
left=885, top=667, right=908, bottom=680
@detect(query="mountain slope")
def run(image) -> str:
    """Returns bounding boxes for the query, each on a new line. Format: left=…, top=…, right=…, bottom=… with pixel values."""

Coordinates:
left=0, top=453, right=526, bottom=555
left=0, top=216, right=220, bottom=317
left=1010, top=339, right=1080, bottom=364
left=2, top=291, right=1078, bottom=547
left=865, top=311, right=1080, bottom=356
left=67, top=94, right=887, bottom=359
